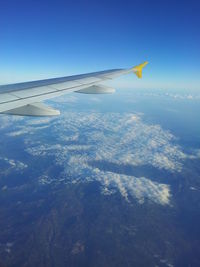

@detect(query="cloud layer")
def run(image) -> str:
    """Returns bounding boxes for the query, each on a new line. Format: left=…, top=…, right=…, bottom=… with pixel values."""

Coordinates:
left=1, top=111, right=197, bottom=205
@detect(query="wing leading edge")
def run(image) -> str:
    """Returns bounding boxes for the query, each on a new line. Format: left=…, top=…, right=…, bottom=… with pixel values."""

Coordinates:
left=0, top=62, right=148, bottom=116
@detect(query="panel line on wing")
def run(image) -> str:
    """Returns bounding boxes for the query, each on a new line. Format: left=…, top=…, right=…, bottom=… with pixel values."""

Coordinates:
left=0, top=83, right=97, bottom=105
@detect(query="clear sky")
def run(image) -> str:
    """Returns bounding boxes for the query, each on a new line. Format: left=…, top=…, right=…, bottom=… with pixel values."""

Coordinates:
left=0, top=0, right=200, bottom=89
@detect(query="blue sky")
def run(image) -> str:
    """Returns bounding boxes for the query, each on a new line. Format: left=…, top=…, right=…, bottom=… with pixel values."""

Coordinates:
left=0, top=0, right=199, bottom=89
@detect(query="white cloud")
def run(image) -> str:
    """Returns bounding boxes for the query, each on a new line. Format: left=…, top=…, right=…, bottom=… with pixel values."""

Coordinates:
left=1, top=111, right=196, bottom=205
left=0, top=157, right=28, bottom=171
left=125, top=91, right=200, bottom=101
left=0, top=115, right=23, bottom=129
left=94, top=171, right=171, bottom=205
left=7, top=124, right=50, bottom=137
left=15, top=112, right=188, bottom=205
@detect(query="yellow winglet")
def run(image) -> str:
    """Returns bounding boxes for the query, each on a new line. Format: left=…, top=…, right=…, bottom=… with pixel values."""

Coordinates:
left=132, top=61, right=148, bottom=78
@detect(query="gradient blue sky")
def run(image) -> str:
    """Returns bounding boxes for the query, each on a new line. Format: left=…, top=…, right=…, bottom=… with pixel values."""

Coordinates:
left=0, top=0, right=200, bottom=89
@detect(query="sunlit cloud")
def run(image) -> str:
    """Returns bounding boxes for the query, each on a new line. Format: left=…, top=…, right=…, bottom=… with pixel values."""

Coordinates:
left=1, top=111, right=198, bottom=205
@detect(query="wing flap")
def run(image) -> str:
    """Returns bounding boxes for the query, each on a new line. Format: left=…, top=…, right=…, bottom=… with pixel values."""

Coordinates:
left=0, top=93, right=19, bottom=104
left=75, top=77, right=102, bottom=85
left=49, top=81, right=82, bottom=90
left=0, top=84, right=92, bottom=113
left=12, top=86, right=57, bottom=98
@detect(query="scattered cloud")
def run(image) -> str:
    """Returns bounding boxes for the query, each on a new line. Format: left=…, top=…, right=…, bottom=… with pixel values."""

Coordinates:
left=0, top=115, right=23, bottom=130
left=0, top=156, right=27, bottom=171
left=0, top=111, right=197, bottom=205
left=125, top=91, right=200, bottom=103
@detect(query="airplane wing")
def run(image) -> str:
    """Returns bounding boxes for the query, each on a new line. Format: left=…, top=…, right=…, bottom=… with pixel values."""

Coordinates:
left=0, top=61, right=148, bottom=116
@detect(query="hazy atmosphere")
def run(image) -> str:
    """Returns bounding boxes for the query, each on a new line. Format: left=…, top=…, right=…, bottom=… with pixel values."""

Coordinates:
left=0, top=1, right=200, bottom=267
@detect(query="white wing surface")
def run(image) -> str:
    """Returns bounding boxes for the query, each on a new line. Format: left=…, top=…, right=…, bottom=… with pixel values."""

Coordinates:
left=0, top=62, right=148, bottom=116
